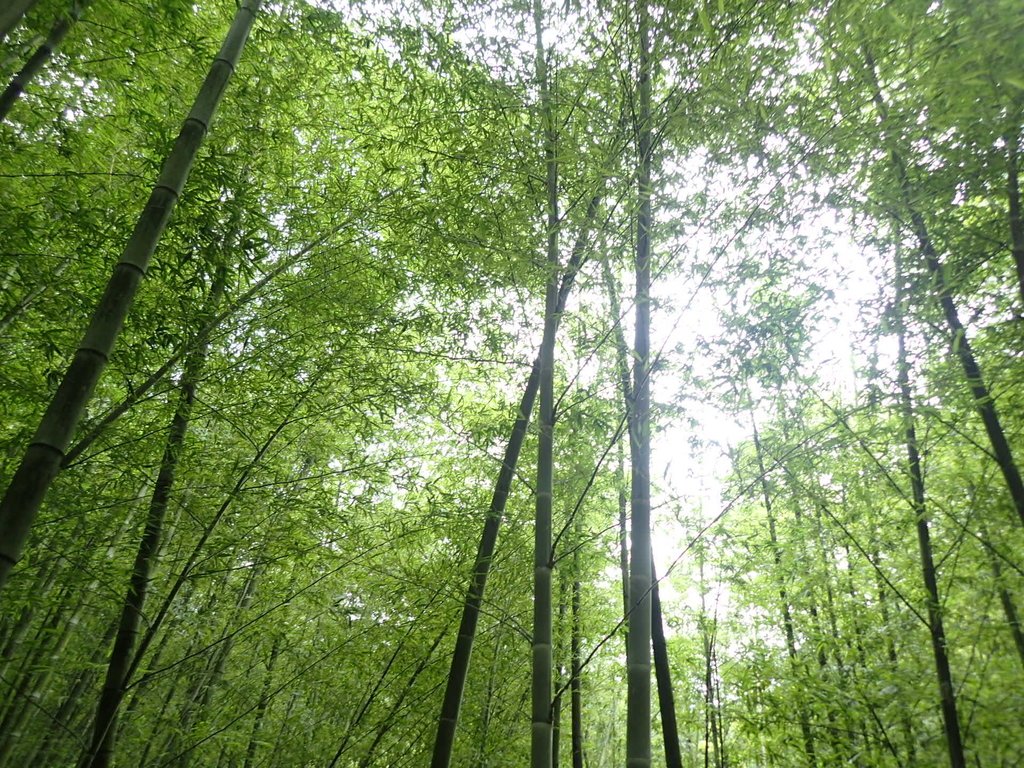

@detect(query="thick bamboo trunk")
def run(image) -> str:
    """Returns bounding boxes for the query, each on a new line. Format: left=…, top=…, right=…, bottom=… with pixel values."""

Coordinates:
left=626, top=0, right=653, bottom=761
left=0, top=0, right=92, bottom=121
left=606, top=245, right=683, bottom=767
left=0, top=0, right=261, bottom=592
left=0, top=0, right=38, bottom=44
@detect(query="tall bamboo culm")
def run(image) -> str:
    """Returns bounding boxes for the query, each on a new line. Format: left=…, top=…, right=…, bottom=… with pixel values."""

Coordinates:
left=626, top=0, right=653, bottom=763
left=894, top=251, right=967, bottom=768
left=531, top=0, right=558, bottom=763
left=0, top=0, right=262, bottom=593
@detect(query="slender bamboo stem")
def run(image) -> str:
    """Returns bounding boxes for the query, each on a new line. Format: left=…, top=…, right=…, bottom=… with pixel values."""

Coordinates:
left=751, top=419, right=817, bottom=766
left=862, top=48, right=1024, bottom=528
left=428, top=192, right=600, bottom=768
left=894, top=250, right=966, bottom=768
left=1005, top=135, right=1024, bottom=307
left=651, top=559, right=682, bottom=768
left=80, top=274, right=222, bottom=768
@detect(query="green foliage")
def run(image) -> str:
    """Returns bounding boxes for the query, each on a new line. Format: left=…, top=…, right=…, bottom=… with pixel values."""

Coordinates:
left=1, top=0, right=1022, bottom=765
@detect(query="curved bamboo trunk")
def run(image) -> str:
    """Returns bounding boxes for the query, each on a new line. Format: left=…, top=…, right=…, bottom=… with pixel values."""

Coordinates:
left=0, top=0, right=92, bottom=121
left=0, top=0, right=261, bottom=592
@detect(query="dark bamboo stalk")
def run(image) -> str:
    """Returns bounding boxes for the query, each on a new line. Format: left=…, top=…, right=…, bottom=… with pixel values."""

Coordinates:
left=79, top=319, right=215, bottom=768
left=531, top=0, right=558, bottom=762
left=862, top=49, right=1024, bottom=528
left=428, top=189, right=600, bottom=767
left=1005, top=135, right=1024, bottom=307
left=893, top=250, right=966, bottom=768
left=570, top=556, right=584, bottom=768
left=0, top=0, right=92, bottom=121
left=651, top=560, right=682, bottom=768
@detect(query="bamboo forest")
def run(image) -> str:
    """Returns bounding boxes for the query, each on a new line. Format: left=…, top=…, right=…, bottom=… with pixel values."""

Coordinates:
left=1, top=0, right=1022, bottom=765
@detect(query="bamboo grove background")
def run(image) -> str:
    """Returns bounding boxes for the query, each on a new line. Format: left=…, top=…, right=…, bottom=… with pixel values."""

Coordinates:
left=1, top=0, right=1023, bottom=766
